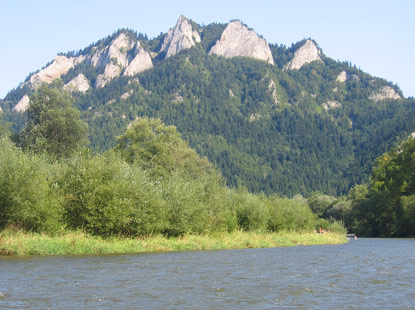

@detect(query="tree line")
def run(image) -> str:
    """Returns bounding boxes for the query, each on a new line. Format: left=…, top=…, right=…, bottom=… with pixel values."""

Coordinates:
left=0, top=83, right=345, bottom=237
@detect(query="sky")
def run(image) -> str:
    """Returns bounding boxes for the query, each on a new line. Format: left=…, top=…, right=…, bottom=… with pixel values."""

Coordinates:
left=1, top=0, right=414, bottom=99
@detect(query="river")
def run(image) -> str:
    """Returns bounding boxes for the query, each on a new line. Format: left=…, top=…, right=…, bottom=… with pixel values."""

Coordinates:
left=0, top=238, right=414, bottom=309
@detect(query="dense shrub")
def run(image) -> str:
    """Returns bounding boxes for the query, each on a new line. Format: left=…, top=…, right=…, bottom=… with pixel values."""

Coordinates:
left=0, top=138, right=63, bottom=233
left=230, top=189, right=270, bottom=232
left=58, top=151, right=166, bottom=237
left=268, top=197, right=316, bottom=232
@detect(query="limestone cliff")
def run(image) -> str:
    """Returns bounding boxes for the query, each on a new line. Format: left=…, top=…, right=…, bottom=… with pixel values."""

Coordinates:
left=95, top=63, right=123, bottom=88
left=29, top=55, right=85, bottom=87
left=124, top=42, right=153, bottom=76
left=64, top=74, right=90, bottom=93
left=13, top=94, right=30, bottom=112
left=285, top=40, right=322, bottom=70
left=336, top=71, right=348, bottom=82
left=160, top=15, right=201, bottom=58
left=91, top=33, right=134, bottom=68
left=369, top=86, right=401, bottom=102
left=94, top=33, right=135, bottom=88
left=93, top=34, right=153, bottom=87
left=208, top=21, right=274, bottom=65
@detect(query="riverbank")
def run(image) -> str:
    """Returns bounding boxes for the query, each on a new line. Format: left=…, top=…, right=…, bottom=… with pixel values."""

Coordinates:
left=0, top=229, right=347, bottom=256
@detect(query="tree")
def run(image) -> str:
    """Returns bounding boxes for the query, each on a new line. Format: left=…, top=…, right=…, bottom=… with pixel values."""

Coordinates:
left=307, top=193, right=336, bottom=218
left=115, top=117, right=213, bottom=178
left=20, top=80, right=88, bottom=159
left=352, top=137, right=415, bottom=236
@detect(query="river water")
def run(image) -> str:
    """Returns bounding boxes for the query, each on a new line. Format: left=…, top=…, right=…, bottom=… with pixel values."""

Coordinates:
left=0, top=238, right=414, bottom=309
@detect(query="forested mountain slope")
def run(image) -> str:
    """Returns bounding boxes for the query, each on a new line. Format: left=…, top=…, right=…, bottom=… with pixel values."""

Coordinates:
left=1, top=16, right=414, bottom=196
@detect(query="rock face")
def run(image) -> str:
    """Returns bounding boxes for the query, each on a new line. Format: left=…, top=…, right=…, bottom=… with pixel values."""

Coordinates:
left=94, top=33, right=134, bottom=88
left=160, top=15, right=201, bottom=58
left=13, top=94, right=30, bottom=112
left=124, top=42, right=153, bottom=76
left=209, top=21, right=274, bottom=65
left=94, top=34, right=153, bottom=87
left=29, top=55, right=85, bottom=87
left=120, top=89, right=133, bottom=99
left=95, top=63, right=123, bottom=88
left=92, top=33, right=133, bottom=68
left=268, top=79, right=279, bottom=104
left=64, top=74, right=90, bottom=93
left=322, top=100, right=342, bottom=111
left=285, top=40, right=322, bottom=70
left=336, top=71, right=348, bottom=82
left=369, top=86, right=401, bottom=102
left=336, top=71, right=359, bottom=82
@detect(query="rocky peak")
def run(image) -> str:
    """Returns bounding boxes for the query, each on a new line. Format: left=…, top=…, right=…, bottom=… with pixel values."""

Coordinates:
left=94, top=33, right=138, bottom=88
left=369, top=86, right=401, bottom=102
left=64, top=74, right=90, bottom=93
left=160, top=15, right=201, bottom=58
left=285, top=40, right=322, bottom=70
left=124, top=41, right=153, bottom=76
left=29, top=55, right=85, bottom=88
left=208, top=21, right=274, bottom=65
left=91, top=32, right=134, bottom=68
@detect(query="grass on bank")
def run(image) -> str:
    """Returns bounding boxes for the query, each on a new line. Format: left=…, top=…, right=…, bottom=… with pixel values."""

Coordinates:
left=0, top=229, right=347, bottom=256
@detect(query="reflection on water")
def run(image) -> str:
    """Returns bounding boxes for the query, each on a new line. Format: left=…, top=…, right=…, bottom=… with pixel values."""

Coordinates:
left=1, top=238, right=415, bottom=309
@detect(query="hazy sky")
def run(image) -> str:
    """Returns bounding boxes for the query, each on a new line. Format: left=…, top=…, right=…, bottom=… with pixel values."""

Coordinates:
left=1, top=0, right=414, bottom=98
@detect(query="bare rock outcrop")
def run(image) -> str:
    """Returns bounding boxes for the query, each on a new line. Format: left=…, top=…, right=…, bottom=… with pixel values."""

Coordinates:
left=124, top=42, right=153, bottom=76
left=64, top=74, right=90, bottom=93
left=208, top=21, right=274, bottom=64
left=120, top=89, right=133, bottom=99
left=94, top=34, right=153, bottom=87
left=336, top=71, right=359, bottom=82
left=369, top=86, right=401, bottom=102
left=160, top=15, right=201, bottom=58
left=336, top=71, right=348, bottom=82
left=249, top=113, right=262, bottom=122
left=29, top=55, right=85, bottom=87
left=94, top=33, right=135, bottom=88
left=13, top=94, right=30, bottom=112
left=285, top=40, right=322, bottom=70
left=268, top=79, right=279, bottom=104
left=322, top=100, right=342, bottom=111
left=95, top=63, right=123, bottom=88
left=92, top=33, right=134, bottom=68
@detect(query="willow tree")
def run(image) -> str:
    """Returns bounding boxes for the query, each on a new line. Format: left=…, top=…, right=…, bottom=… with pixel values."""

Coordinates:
left=115, top=117, right=213, bottom=178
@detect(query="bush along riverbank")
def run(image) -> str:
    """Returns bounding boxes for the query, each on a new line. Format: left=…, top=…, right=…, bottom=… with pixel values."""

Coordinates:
left=0, top=100, right=347, bottom=255
left=0, top=229, right=347, bottom=256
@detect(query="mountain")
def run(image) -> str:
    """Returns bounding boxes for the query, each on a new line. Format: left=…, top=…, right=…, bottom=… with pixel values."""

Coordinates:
left=1, top=15, right=414, bottom=196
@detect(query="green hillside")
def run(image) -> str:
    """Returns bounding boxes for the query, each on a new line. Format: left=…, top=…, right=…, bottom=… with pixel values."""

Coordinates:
left=1, top=19, right=414, bottom=197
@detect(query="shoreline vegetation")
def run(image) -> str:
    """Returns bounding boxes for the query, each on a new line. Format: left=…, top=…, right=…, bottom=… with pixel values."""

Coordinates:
left=0, top=87, right=348, bottom=256
left=0, top=229, right=347, bottom=256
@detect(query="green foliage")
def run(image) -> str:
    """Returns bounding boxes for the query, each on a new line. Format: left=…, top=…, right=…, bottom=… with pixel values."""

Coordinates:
left=0, top=137, right=63, bottom=233
left=20, top=81, right=88, bottom=159
left=307, top=193, right=337, bottom=218
left=230, top=189, right=270, bottom=232
left=58, top=151, right=166, bottom=237
left=349, top=138, right=415, bottom=236
left=4, top=26, right=414, bottom=197
left=268, top=196, right=316, bottom=232
left=115, top=117, right=213, bottom=178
